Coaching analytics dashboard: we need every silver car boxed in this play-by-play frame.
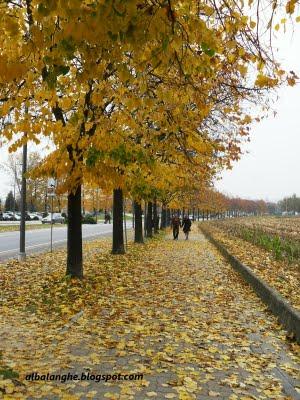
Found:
[42,213,65,224]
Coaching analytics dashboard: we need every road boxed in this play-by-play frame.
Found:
[0,220,43,225]
[0,223,114,262]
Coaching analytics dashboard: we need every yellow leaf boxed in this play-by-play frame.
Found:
[87,391,98,398]
[287,77,296,86]
[4,383,15,394]
[146,392,158,397]
[183,376,197,392]
[286,0,296,14]
[104,393,116,399]
[274,24,280,31]
[209,391,220,397]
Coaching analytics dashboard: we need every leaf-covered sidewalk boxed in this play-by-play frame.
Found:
[0,231,299,399]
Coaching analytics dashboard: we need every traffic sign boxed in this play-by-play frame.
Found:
[47,178,56,188]
[47,178,56,197]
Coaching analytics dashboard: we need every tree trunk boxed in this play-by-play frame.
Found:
[112,188,125,254]
[134,201,144,243]
[146,201,153,238]
[153,199,159,234]
[132,200,135,228]
[66,185,83,278]
[161,204,167,229]
[166,208,171,226]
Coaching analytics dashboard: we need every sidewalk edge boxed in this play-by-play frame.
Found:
[200,227,300,345]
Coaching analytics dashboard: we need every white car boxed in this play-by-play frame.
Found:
[42,213,65,224]
[12,213,21,221]
[2,211,21,221]
[28,213,41,221]
[2,212,16,221]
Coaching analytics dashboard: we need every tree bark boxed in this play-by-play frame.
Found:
[132,200,135,228]
[144,202,147,237]
[146,201,153,238]
[153,199,159,234]
[134,201,144,243]
[112,188,125,254]
[161,203,167,229]
[66,185,83,278]
[166,208,171,227]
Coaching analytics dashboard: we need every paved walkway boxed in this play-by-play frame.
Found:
[1,232,299,399]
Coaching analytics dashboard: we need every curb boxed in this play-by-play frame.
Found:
[201,227,300,344]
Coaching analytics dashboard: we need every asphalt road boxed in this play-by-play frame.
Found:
[0,223,114,262]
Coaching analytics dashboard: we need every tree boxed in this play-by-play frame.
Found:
[278,194,300,214]
[5,191,17,212]
[112,188,125,254]
[133,201,144,244]
[0,0,297,279]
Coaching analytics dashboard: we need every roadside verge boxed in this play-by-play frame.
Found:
[200,226,300,344]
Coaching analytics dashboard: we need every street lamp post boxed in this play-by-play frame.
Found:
[13,162,16,215]
[50,193,54,252]
[96,188,99,224]
[19,143,27,261]
[47,178,56,252]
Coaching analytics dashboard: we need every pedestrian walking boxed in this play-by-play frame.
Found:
[171,214,181,240]
[182,215,192,240]
[107,212,111,224]
[104,210,111,224]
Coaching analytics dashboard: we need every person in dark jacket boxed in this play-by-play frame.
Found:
[182,215,192,240]
[171,214,181,240]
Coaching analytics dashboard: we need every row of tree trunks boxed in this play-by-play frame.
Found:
[66,188,174,278]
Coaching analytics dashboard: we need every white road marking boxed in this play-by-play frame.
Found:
[0,230,112,255]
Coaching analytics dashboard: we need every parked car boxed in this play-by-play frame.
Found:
[42,213,65,224]
[27,213,40,221]
[12,213,21,221]
[2,212,15,221]
[15,212,32,221]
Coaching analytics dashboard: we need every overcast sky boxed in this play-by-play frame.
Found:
[216,26,300,202]
[0,26,299,205]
